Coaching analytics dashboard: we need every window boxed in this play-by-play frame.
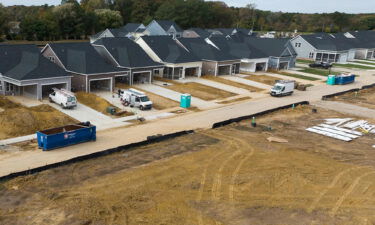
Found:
[6,83,14,92]
[49,56,55,63]
[294,42,301,48]
[154,69,160,75]
[309,52,314,58]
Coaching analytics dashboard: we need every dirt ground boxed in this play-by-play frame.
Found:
[1,105,375,225]
[0,96,78,140]
[202,75,264,92]
[116,83,179,110]
[329,87,375,110]
[75,92,133,117]
[244,75,280,86]
[218,96,252,104]
[165,82,237,101]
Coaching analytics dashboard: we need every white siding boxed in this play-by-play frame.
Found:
[290,36,316,59]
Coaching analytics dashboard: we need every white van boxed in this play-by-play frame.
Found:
[49,88,77,109]
[270,80,295,97]
[120,88,153,110]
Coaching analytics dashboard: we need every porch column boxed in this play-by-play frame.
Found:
[182,67,186,79]
[36,84,42,100]
[0,80,5,96]
[214,62,218,76]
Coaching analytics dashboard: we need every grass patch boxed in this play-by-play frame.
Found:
[75,92,126,117]
[166,82,237,101]
[275,71,320,81]
[333,63,374,70]
[0,96,78,140]
[202,75,264,92]
[299,67,340,76]
[218,96,252,104]
[244,75,279,86]
[353,61,375,66]
[296,59,313,64]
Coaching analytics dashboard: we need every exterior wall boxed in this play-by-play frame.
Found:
[240,58,269,73]
[268,56,296,70]
[202,61,217,75]
[290,36,316,59]
[71,73,87,92]
[338,52,348,63]
[22,85,37,99]
[145,21,168,36]
[41,46,66,69]
[348,49,356,61]
[164,62,203,79]
[183,30,200,38]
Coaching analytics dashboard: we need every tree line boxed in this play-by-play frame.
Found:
[0,0,374,41]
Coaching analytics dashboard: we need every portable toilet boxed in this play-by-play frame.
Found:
[180,94,191,108]
[326,75,336,85]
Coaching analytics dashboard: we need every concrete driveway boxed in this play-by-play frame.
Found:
[221,75,272,89]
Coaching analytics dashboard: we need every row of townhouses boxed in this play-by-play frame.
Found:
[0,19,374,101]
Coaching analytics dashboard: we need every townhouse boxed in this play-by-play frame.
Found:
[136,36,202,80]
[92,37,164,85]
[144,20,183,39]
[0,44,70,100]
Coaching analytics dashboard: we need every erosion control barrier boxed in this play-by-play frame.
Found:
[212,101,310,129]
[0,130,194,182]
[322,83,375,100]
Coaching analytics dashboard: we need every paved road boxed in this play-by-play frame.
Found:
[312,101,375,119]
[1,74,374,177]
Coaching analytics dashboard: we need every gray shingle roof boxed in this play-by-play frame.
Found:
[48,42,127,75]
[0,44,68,81]
[141,36,200,64]
[178,37,239,61]
[154,20,183,33]
[186,28,211,38]
[93,37,163,68]
[209,36,268,59]
[123,23,144,33]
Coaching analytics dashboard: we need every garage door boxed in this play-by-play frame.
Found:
[185,67,199,77]
[133,72,151,84]
[42,83,67,98]
[255,63,267,71]
[89,78,112,92]
[218,65,231,75]
[279,62,289,70]
[115,74,131,86]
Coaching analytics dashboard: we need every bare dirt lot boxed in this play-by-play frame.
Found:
[202,75,264,92]
[329,87,375,110]
[244,74,279,86]
[1,105,375,225]
[0,96,78,140]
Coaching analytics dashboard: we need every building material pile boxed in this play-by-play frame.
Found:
[306,118,375,142]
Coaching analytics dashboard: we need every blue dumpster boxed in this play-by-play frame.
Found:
[335,74,355,85]
[180,94,191,108]
[37,122,96,151]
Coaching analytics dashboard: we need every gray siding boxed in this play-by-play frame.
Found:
[290,36,316,59]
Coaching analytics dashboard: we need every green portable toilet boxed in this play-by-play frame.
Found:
[326,75,336,85]
[180,94,191,108]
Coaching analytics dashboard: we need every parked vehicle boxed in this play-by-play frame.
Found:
[270,80,295,97]
[309,61,332,69]
[120,88,153,110]
[49,88,77,109]
[37,122,96,151]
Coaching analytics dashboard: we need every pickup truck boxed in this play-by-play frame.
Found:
[309,61,332,69]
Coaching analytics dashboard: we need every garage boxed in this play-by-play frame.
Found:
[133,71,152,84]
[89,78,112,92]
[278,62,289,70]
[185,67,199,77]
[218,65,231,75]
[42,83,67,98]
[255,62,267,71]
[115,74,131,86]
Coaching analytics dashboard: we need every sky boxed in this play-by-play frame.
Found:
[1,0,375,14]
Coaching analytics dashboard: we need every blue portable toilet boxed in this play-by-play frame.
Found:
[180,94,191,108]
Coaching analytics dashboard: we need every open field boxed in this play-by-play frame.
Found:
[2,105,375,224]
[334,63,375,70]
[328,86,375,110]
[244,74,279,85]
[75,92,133,117]
[165,82,237,101]
[298,67,341,76]
[117,83,179,110]
[273,71,321,81]
[0,96,78,140]
[202,75,264,92]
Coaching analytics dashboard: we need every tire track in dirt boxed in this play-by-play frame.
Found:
[307,166,362,213]
[330,171,375,217]
[228,137,254,203]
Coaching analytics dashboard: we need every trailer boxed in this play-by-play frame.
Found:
[37,122,96,151]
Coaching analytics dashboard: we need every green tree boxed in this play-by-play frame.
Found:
[0,4,8,38]
[94,9,123,30]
